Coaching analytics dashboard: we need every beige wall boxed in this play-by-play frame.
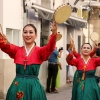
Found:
[0,59,15,99]
[0,59,4,98]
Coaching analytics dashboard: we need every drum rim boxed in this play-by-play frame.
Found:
[90,32,99,41]
[53,4,72,23]
[56,33,62,41]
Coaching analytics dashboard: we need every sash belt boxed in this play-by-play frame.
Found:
[16,74,38,79]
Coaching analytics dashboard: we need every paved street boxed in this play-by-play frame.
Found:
[46,85,72,100]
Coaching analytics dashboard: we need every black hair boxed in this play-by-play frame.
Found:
[81,43,92,49]
[98,43,100,46]
[23,24,37,34]
[58,47,63,52]
[34,41,36,45]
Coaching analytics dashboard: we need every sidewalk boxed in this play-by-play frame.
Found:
[46,85,72,100]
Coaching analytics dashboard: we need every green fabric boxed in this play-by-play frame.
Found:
[72,70,100,100]
[6,64,47,100]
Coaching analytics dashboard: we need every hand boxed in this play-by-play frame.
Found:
[0,32,9,43]
[70,40,75,48]
[0,33,3,40]
[50,21,58,34]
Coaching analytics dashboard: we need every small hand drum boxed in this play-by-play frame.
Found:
[54,3,72,24]
[90,32,99,41]
[0,24,3,34]
[47,32,62,42]
[56,32,62,41]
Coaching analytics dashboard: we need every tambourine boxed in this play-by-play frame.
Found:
[48,32,62,42]
[56,32,62,41]
[90,32,99,41]
[0,24,8,43]
[53,3,72,24]
[70,33,74,41]
[0,24,3,35]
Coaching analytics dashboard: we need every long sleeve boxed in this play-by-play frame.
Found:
[73,51,81,58]
[0,39,19,59]
[90,47,97,57]
[38,33,57,61]
[94,58,100,67]
[66,53,78,66]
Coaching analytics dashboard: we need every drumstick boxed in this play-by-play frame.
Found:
[0,24,7,41]
[70,33,74,41]
[0,24,3,35]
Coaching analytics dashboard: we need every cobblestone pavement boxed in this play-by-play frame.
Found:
[46,85,72,100]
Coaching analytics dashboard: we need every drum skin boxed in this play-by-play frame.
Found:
[90,32,99,41]
[54,4,72,24]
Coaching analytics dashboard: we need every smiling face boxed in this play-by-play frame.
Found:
[81,43,92,56]
[22,25,37,45]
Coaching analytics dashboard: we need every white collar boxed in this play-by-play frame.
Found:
[24,43,35,56]
[81,56,90,64]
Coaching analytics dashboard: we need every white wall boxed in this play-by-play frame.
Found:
[3,0,22,29]
[1,0,23,59]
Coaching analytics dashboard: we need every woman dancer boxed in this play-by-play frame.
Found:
[0,22,57,100]
[66,42,100,100]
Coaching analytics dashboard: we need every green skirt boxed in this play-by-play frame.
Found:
[6,74,47,100]
[72,70,100,100]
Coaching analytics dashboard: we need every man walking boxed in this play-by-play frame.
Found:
[46,47,63,93]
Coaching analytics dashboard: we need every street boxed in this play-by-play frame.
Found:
[46,85,72,100]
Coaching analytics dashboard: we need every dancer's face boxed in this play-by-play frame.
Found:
[22,26,37,45]
[81,44,92,56]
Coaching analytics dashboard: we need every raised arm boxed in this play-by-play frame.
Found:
[38,22,57,61]
[66,53,78,66]
[90,40,98,57]
[0,33,19,58]
[90,47,97,57]
[69,39,80,58]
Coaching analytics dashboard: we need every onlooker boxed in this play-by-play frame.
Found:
[96,43,100,57]
[95,43,100,77]
[46,47,63,93]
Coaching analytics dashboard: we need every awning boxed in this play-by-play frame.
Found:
[37,9,53,20]
[37,9,87,28]
[26,3,87,28]
[66,18,87,28]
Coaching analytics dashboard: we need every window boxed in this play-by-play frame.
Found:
[40,19,49,46]
[6,28,20,45]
